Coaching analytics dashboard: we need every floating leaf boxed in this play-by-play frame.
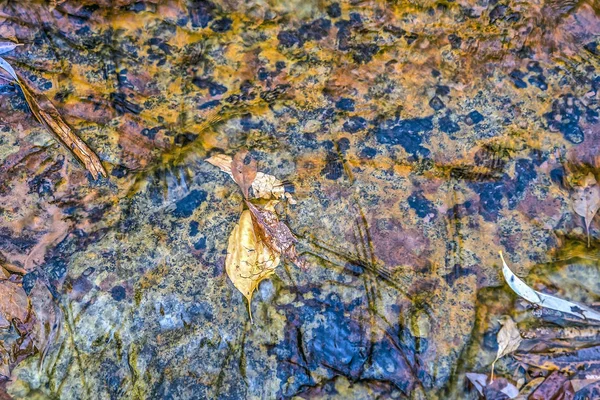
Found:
[205,153,234,175]
[500,252,600,321]
[231,150,257,199]
[211,151,302,322]
[18,79,107,179]
[206,153,292,202]
[491,315,522,382]
[0,280,29,329]
[571,173,600,246]
[225,208,280,322]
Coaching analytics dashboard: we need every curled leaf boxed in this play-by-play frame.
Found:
[491,315,522,382]
[226,209,280,322]
[231,150,257,199]
[500,252,600,321]
[18,79,107,179]
[571,172,600,246]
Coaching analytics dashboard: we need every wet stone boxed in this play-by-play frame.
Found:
[1,0,599,399]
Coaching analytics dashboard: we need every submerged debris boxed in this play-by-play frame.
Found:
[207,150,301,321]
[500,252,600,321]
[0,41,106,179]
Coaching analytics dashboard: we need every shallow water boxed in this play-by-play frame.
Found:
[0,0,600,399]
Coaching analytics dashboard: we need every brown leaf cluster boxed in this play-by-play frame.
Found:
[468,312,600,399]
[207,150,301,321]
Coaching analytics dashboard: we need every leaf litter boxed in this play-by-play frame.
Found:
[0,40,106,179]
[500,252,600,321]
[207,150,301,322]
[467,252,600,399]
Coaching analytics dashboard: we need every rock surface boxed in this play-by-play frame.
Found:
[0,0,599,398]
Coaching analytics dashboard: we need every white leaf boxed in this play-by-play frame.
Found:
[501,382,519,398]
[466,372,487,396]
[0,56,19,82]
[0,41,21,55]
[500,252,600,321]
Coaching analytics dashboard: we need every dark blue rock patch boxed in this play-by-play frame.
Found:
[407,191,437,218]
[374,116,433,158]
[172,190,207,218]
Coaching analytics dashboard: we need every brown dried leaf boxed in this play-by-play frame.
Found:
[225,209,280,322]
[515,377,545,399]
[18,79,107,180]
[206,154,294,202]
[231,150,257,199]
[572,173,600,246]
[0,280,29,329]
[514,345,600,373]
[491,315,522,382]
[245,200,300,264]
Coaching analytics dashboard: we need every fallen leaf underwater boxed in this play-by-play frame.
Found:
[2,0,600,399]
[208,151,301,322]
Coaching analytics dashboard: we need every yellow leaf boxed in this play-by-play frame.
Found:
[225,209,280,322]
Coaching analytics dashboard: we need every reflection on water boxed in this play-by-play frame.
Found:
[0,0,600,398]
